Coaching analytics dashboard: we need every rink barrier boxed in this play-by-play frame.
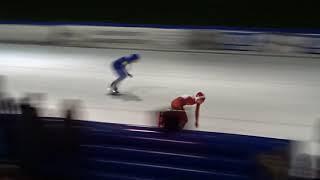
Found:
[0,23,320,56]
[0,114,290,179]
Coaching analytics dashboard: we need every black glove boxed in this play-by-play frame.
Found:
[127,73,133,78]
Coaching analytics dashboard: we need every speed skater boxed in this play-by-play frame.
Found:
[110,54,140,94]
[159,92,206,130]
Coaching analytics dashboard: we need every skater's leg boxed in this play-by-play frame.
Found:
[111,77,125,91]
[110,68,127,91]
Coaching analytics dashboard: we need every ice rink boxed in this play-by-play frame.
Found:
[1,43,320,140]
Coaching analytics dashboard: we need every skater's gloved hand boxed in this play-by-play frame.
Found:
[127,73,133,78]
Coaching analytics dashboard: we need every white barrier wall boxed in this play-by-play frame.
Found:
[0,24,319,56]
[48,25,192,50]
[0,25,50,43]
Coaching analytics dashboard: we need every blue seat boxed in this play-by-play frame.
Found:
[80,144,253,175]
[82,158,251,180]
[80,132,287,159]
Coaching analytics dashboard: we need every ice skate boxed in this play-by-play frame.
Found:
[108,87,120,95]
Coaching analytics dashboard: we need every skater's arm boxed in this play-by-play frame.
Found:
[195,103,200,128]
[120,66,132,77]
[121,63,133,77]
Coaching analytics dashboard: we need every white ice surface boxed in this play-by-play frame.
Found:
[1,43,320,140]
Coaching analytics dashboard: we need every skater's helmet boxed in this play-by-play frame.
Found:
[127,54,140,63]
[195,92,205,104]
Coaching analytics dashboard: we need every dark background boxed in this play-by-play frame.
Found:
[0,2,318,29]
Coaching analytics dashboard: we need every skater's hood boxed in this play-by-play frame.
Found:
[126,54,140,62]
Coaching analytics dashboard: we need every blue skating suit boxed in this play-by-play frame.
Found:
[113,54,138,78]
[110,54,140,92]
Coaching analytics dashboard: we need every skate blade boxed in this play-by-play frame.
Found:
[106,92,120,96]
[107,89,120,95]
